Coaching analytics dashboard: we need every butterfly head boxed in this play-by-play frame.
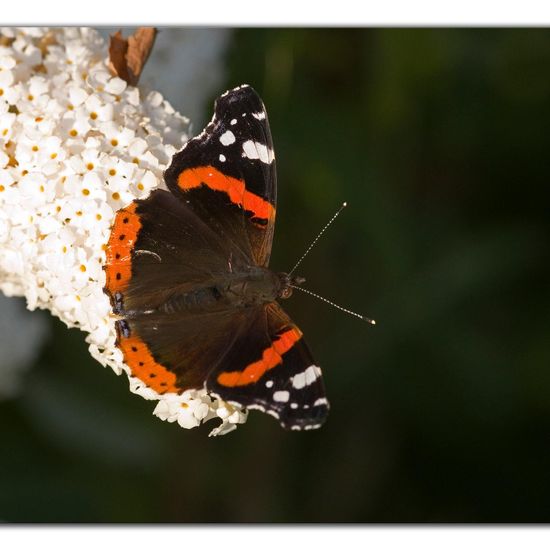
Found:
[277,272,305,300]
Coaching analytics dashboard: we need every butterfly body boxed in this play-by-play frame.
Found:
[104,85,329,431]
[121,260,292,315]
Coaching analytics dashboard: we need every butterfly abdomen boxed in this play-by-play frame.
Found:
[156,286,224,314]
[146,267,282,316]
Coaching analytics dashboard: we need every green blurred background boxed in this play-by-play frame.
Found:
[2,28,550,522]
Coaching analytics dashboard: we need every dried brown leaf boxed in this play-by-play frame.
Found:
[108,30,130,83]
[108,28,157,87]
[126,28,157,86]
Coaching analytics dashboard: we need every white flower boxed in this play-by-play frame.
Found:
[0,112,17,140]
[99,122,136,151]
[153,390,248,435]
[0,27,246,436]
[0,69,19,105]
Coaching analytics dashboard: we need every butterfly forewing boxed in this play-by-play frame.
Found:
[164,85,277,267]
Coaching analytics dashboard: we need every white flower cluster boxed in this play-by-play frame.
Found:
[0,27,247,436]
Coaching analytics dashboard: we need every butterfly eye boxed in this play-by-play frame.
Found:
[280,287,293,300]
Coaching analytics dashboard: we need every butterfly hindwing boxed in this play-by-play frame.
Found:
[208,303,330,430]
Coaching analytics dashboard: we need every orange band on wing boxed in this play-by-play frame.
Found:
[217,327,302,387]
[119,334,178,394]
[104,203,141,294]
[177,165,274,223]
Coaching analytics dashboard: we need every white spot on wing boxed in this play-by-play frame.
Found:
[230,118,237,125]
[219,130,236,146]
[252,111,266,120]
[313,397,328,407]
[219,154,226,162]
[265,380,274,388]
[273,390,289,403]
[292,365,322,389]
[242,140,274,164]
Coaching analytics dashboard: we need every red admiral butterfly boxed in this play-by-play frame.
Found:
[104,84,329,430]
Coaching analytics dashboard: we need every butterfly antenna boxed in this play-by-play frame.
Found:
[290,285,376,325]
[288,201,348,276]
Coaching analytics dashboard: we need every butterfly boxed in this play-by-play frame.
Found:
[104,84,329,430]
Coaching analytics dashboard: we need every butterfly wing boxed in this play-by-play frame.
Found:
[207,302,330,430]
[164,84,277,267]
[104,188,254,393]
